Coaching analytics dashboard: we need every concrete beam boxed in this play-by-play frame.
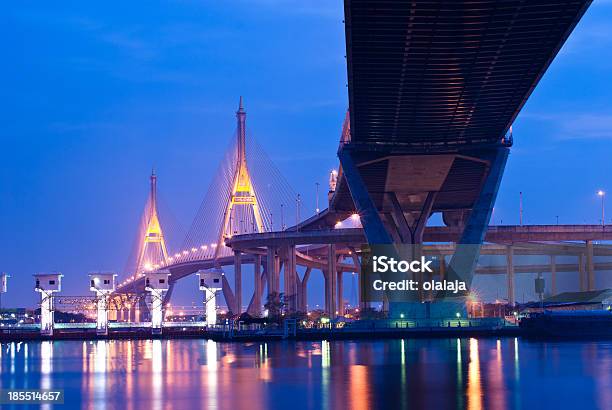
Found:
[226,226,612,250]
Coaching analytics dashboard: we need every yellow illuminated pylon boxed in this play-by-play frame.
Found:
[136,170,169,272]
[215,97,265,259]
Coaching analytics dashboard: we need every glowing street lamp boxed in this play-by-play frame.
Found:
[598,190,605,226]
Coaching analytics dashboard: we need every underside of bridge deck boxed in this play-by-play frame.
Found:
[337,0,591,316]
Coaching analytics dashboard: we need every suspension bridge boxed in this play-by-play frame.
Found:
[104,0,600,324]
[111,97,305,320]
[7,1,606,333]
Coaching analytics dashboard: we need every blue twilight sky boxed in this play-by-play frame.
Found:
[1,1,612,308]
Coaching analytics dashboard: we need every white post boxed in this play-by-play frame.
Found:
[34,273,62,337]
[96,297,108,334]
[0,273,8,315]
[198,270,222,327]
[150,288,164,333]
[204,287,217,326]
[89,273,116,336]
[145,270,171,335]
[40,291,54,336]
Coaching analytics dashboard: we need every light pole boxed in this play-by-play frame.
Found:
[598,190,605,226]
[280,204,285,231]
[296,194,301,232]
[315,182,320,215]
[519,191,523,226]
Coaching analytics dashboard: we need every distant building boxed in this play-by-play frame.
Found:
[525,290,612,312]
[0,308,35,326]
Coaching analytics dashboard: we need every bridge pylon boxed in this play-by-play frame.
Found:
[136,170,169,274]
[215,97,266,260]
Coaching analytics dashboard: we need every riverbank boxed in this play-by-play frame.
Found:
[0,319,520,342]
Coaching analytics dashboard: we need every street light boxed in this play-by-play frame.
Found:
[315,182,320,214]
[598,190,605,226]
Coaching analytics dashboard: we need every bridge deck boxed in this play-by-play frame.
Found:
[345,0,591,148]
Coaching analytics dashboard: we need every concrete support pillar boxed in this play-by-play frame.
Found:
[253,255,262,316]
[550,255,557,296]
[337,271,343,316]
[348,249,364,310]
[267,247,279,297]
[119,297,126,322]
[39,293,55,336]
[324,269,330,314]
[301,268,311,312]
[284,245,298,313]
[148,289,164,334]
[382,293,389,313]
[128,305,135,322]
[417,263,425,302]
[506,245,515,307]
[234,251,242,314]
[203,287,217,326]
[427,262,434,301]
[327,244,337,319]
[274,257,281,296]
[95,295,109,336]
[137,297,148,323]
[586,240,595,291]
[579,253,586,292]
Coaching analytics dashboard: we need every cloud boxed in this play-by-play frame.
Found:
[47,121,124,135]
[559,114,612,140]
[257,98,345,113]
[237,0,343,18]
[559,0,612,58]
[520,112,612,140]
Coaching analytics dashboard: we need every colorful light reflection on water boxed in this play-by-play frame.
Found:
[0,338,611,409]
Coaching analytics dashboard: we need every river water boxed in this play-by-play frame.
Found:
[0,338,610,409]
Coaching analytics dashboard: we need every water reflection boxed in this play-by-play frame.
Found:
[349,364,370,410]
[0,338,610,409]
[321,341,330,410]
[40,341,53,410]
[152,340,163,410]
[486,340,506,410]
[467,338,482,410]
[456,338,463,410]
[206,340,218,409]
